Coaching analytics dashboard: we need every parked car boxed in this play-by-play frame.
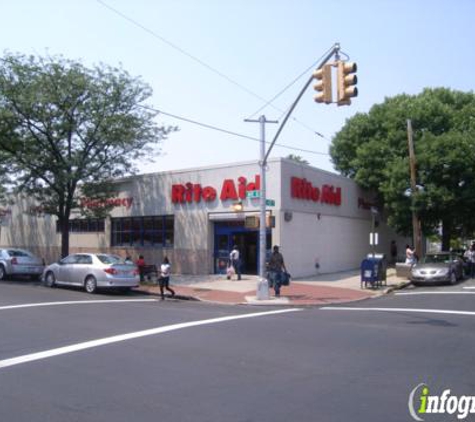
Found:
[410,252,464,285]
[0,248,45,280]
[43,253,140,293]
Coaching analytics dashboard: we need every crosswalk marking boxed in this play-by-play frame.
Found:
[0,308,302,370]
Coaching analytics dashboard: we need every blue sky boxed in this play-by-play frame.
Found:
[1,0,474,174]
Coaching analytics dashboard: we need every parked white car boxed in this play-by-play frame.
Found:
[43,253,139,293]
[0,248,44,280]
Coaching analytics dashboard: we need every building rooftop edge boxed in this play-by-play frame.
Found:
[116,157,349,185]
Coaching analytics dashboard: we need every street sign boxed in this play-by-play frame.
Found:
[246,190,260,199]
[369,232,379,245]
[265,199,275,206]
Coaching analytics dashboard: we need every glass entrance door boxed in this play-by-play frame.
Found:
[213,221,270,275]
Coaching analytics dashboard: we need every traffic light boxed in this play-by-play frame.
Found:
[313,64,332,104]
[336,61,358,106]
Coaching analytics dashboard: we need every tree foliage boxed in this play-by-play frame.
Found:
[0,52,178,257]
[330,88,475,249]
[286,154,309,165]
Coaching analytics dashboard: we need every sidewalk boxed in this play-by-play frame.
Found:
[134,268,410,306]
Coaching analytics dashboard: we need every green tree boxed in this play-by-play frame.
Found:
[286,154,309,165]
[0,53,177,257]
[330,88,475,250]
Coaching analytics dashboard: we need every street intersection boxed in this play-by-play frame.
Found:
[0,277,473,422]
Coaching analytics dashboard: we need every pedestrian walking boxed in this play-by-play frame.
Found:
[136,255,146,282]
[267,245,287,297]
[390,240,398,266]
[464,244,475,279]
[229,245,242,280]
[159,257,175,300]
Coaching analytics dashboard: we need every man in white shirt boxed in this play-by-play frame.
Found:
[464,244,475,279]
[229,245,242,280]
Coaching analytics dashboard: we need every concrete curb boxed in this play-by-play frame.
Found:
[385,280,412,294]
[133,289,200,302]
[133,274,413,307]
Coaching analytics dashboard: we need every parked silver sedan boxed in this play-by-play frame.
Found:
[410,252,464,285]
[43,253,139,293]
[0,248,44,280]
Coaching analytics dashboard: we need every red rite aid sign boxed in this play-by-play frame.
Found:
[172,175,260,204]
[291,177,341,206]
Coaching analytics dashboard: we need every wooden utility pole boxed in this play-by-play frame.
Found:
[407,119,422,258]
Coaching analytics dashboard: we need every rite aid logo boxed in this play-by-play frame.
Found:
[408,383,475,420]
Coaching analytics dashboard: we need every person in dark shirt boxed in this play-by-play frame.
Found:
[268,245,287,297]
[136,255,146,282]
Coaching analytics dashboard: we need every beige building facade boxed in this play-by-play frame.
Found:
[0,158,406,277]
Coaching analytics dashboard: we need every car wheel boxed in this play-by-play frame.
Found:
[84,276,97,294]
[44,271,56,288]
[0,265,6,280]
[450,271,457,285]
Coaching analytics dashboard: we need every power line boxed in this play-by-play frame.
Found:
[96,0,329,139]
[96,0,272,106]
[2,50,328,157]
[247,45,335,120]
[140,104,329,156]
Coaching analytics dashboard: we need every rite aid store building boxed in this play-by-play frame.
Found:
[0,158,404,278]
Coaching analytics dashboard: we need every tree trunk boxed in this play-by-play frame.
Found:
[60,218,70,258]
[441,218,451,251]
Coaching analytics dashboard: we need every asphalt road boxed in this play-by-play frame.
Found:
[0,278,474,422]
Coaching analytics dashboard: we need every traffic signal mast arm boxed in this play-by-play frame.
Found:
[263,45,358,165]
[263,43,341,165]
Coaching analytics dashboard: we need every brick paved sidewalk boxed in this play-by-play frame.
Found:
[134,269,409,306]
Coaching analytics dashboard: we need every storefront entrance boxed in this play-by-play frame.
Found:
[214,221,271,275]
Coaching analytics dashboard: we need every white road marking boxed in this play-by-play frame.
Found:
[0,299,157,311]
[396,291,475,295]
[322,306,475,317]
[0,308,302,369]
[463,286,475,290]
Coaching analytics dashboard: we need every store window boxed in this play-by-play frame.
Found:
[111,215,174,247]
[56,218,105,233]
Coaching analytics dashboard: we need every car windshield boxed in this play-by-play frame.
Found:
[7,249,31,257]
[424,254,452,264]
[97,254,125,265]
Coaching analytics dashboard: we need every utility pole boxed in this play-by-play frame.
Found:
[245,42,343,300]
[244,115,278,300]
[407,119,422,258]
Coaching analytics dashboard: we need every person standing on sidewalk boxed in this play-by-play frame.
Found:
[405,245,415,265]
[159,257,175,300]
[390,240,398,267]
[268,245,287,297]
[229,245,242,280]
[136,255,146,282]
[463,244,475,279]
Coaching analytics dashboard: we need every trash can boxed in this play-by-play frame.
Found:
[361,254,387,288]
